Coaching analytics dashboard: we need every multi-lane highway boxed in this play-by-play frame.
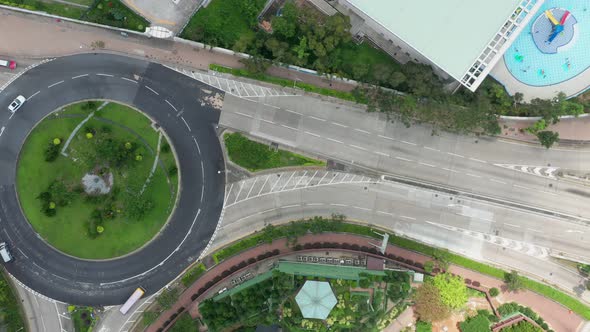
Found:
[0,54,225,305]
[220,93,590,224]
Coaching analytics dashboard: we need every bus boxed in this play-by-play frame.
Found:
[120,287,145,315]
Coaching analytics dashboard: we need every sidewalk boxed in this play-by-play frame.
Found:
[146,233,584,332]
[500,115,590,143]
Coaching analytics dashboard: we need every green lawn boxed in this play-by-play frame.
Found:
[180,0,267,49]
[71,306,95,332]
[0,273,25,331]
[17,102,177,259]
[224,132,325,172]
[335,42,402,79]
[181,263,206,287]
[0,0,85,18]
[83,0,148,32]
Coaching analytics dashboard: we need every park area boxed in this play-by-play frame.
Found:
[17,101,178,259]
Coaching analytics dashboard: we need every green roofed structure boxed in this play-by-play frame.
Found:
[333,0,544,91]
[295,281,338,320]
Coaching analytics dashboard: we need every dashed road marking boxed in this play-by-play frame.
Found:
[330,203,348,207]
[281,124,299,131]
[305,131,320,137]
[96,73,114,77]
[72,74,88,79]
[145,85,159,95]
[419,162,436,168]
[48,80,64,88]
[354,128,371,134]
[165,99,178,112]
[332,122,348,128]
[181,117,191,132]
[378,135,395,141]
[489,178,507,184]
[442,168,459,173]
[466,173,481,178]
[261,119,276,125]
[424,146,439,152]
[375,151,389,157]
[349,144,367,151]
[309,116,326,122]
[284,109,302,116]
[401,140,417,146]
[504,223,521,228]
[28,91,40,100]
[400,215,416,220]
[447,152,464,158]
[326,137,343,144]
[514,184,532,190]
[469,157,487,164]
[235,111,253,118]
[121,77,138,83]
[395,156,412,162]
[377,211,394,216]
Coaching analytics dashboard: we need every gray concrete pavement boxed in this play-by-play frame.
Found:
[213,171,590,303]
[121,0,204,34]
[219,93,590,224]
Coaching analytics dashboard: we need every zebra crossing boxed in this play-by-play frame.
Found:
[165,65,298,97]
[224,170,377,208]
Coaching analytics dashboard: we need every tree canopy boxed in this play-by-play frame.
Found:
[414,283,451,322]
[432,273,468,309]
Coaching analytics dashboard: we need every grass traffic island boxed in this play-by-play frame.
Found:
[17,101,178,259]
[224,132,325,172]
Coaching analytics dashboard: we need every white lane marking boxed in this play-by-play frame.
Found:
[379,135,395,141]
[565,230,584,234]
[349,144,367,151]
[261,119,275,125]
[353,206,371,211]
[424,146,439,151]
[466,173,481,178]
[96,73,114,77]
[469,157,487,164]
[48,80,64,88]
[326,137,343,144]
[307,203,324,206]
[192,137,201,154]
[330,203,348,207]
[514,184,532,190]
[540,190,558,196]
[442,167,459,173]
[305,131,321,137]
[282,204,301,209]
[354,128,371,134]
[447,152,465,158]
[27,91,40,100]
[72,74,88,79]
[377,211,394,216]
[165,99,178,113]
[504,223,521,228]
[375,151,389,157]
[284,109,302,115]
[526,228,543,233]
[281,124,299,131]
[395,157,412,162]
[181,117,191,131]
[259,208,276,214]
[489,178,507,184]
[309,116,326,122]
[400,215,416,220]
[235,111,253,118]
[17,248,28,259]
[145,85,159,95]
[121,77,138,83]
[264,104,280,109]
[401,140,417,146]
[8,113,14,120]
[332,122,348,128]
[419,162,436,168]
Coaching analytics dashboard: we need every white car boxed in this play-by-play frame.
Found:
[8,95,26,113]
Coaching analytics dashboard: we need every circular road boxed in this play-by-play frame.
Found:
[0,54,225,305]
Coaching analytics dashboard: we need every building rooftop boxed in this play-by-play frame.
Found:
[345,0,531,84]
[295,281,338,320]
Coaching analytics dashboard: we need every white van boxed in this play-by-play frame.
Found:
[0,242,13,263]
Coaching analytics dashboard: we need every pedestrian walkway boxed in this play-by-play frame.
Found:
[144,233,584,332]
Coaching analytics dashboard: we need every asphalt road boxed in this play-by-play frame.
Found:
[220,94,590,224]
[0,54,225,305]
[215,170,590,302]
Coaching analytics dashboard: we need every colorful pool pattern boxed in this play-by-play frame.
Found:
[504,0,590,86]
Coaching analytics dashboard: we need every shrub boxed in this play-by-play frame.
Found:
[472,281,480,287]
[142,311,159,326]
[168,166,178,176]
[44,141,60,161]
[489,287,499,297]
[424,260,434,273]
[86,132,94,139]
[161,142,170,153]
[96,226,104,234]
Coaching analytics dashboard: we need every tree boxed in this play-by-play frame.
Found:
[513,92,524,107]
[240,56,271,76]
[272,3,297,39]
[432,249,451,271]
[424,261,434,273]
[414,283,451,322]
[459,311,492,332]
[156,288,179,309]
[489,287,499,297]
[416,321,432,332]
[388,71,406,88]
[169,313,198,332]
[536,131,559,149]
[432,273,468,309]
[502,321,542,332]
[504,270,524,292]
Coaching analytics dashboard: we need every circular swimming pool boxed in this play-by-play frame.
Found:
[503,0,590,86]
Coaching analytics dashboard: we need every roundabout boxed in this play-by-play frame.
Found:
[0,53,225,305]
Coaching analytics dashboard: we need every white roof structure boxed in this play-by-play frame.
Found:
[295,281,337,320]
[344,0,544,91]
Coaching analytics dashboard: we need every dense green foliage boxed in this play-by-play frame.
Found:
[489,287,500,297]
[0,0,85,18]
[181,0,266,47]
[536,131,559,148]
[505,270,524,292]
[416,321,432,332]
[83,0,148,31]
[156,288,179,310]
[0,275,25,331]
[497,302,554,332]
[168,313,199,332]
[71,306,96,332]
[501,321,542,332]
[460,310,492,332]
[224,132,324,171]
[432,273,468,309]
[17,102,177,258]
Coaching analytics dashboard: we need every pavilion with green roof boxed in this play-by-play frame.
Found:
[295,281,338,320]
